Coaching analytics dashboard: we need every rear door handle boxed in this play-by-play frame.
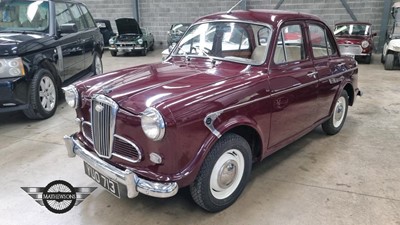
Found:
[307,71,318,79]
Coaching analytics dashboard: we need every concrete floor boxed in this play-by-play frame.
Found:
[1,50,399,225]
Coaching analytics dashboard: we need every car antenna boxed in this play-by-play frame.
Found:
[227,0,243,14]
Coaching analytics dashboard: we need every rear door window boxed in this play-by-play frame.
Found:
[274,24,306,64]
[308,24,337,58]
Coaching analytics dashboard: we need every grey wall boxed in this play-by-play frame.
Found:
[81,0,387,49]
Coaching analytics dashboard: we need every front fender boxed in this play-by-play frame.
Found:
[176,114,265,187]
[387,39,400,53]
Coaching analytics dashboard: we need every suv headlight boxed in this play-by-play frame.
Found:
[141,107,165,141]
[137,39,143,45]
[62,85,79,109]
[0,57,25,78]
[361,41,369,48]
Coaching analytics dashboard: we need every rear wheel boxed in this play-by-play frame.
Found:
[92,52,103,75]
[384,54,395,70]
[23,69,58,119]
[322,90,349,135]
[190,133,252,212]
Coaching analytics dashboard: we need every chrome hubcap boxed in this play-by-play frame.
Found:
[210,149,244,200]
[333,96,346,128]
[39,76,56,112]
[218,160,238,189]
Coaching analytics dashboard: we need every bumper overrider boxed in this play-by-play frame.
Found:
[63,134,178,198]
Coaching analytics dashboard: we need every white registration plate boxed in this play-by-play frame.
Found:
[84,162,120,198]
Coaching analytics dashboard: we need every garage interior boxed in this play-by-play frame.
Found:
[1,0,400,224]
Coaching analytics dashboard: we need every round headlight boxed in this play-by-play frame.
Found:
[109,38,115,45]
[62,85,79,109]
[138,39,143,45]
[141,107,165,141]
[361,41,369,48]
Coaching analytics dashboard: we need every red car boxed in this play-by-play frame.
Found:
[63,10,362,212]
[334,22,377,64]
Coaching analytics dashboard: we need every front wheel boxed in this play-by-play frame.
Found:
[141,43,148,56]
[384,54,395,70]
[110,51,117,57]
[23,69,58,119]
[190,133,252,212]
[322,90,349,135]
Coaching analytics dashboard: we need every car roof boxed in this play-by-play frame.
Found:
[335,21,372,26]
[195,9,322,27]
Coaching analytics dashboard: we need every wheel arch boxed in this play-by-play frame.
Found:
[39,59,60,87]
[343,83,354,106]
[179,117,265,187]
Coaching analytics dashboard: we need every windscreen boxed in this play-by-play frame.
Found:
[334,24,370,36]
[172,21,272,65]
[0,0,49,32]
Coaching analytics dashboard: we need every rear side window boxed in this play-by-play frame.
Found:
[79,5,96,28]
[308,24,336,58]
[274,24,306,64]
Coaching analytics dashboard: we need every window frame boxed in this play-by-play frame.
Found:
[272,22,309,65]
[307,22,338,59]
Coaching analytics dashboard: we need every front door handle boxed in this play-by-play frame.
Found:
[307,71,318,79]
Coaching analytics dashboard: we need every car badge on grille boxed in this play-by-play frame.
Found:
[95,104,104,112]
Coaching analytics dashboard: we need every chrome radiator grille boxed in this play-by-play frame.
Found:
[91,95,119,158]
[81,122,142,163]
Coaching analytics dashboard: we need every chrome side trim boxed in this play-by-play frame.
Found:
[63,135,178,199]
[204,112,222,138]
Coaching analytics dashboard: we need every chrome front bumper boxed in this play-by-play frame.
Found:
[63,134,178,198]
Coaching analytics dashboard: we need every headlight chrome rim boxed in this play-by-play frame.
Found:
[361,40,369,48]
[62,85,79,109]
[141,107,165,141]
[138,39,143,45]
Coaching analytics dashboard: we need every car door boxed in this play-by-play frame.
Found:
[55,2,84,81]
[268,22,319,148]
[307,22,346,121]
[77,4,98,70]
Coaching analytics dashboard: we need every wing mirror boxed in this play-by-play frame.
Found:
[60,23,78,34]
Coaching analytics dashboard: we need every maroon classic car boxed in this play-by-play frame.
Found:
[334,22,377,64]
[63,10,361,212]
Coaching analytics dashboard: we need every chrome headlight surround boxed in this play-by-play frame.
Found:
[141,107,165,141]
[137,38,143,45]
[0,57,25,78]
[361,40,369,48]
[62,85,79,109]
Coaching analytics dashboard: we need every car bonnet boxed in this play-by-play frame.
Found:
[115,18,142,35]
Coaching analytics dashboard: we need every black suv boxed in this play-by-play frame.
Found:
[0,0,103,119]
